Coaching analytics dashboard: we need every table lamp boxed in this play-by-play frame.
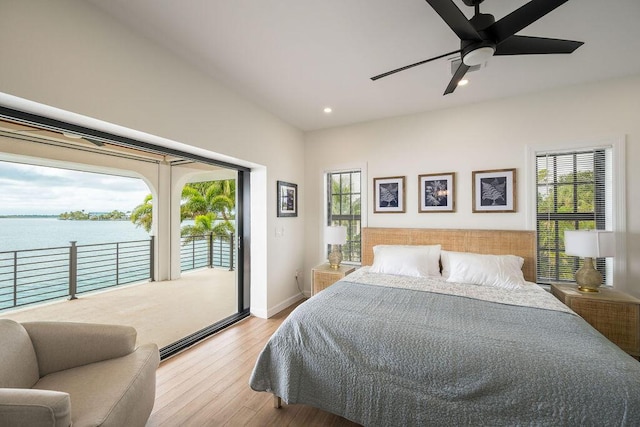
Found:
[564,230,615,292]
[325,226,347,269]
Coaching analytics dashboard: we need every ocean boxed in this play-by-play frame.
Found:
[0,218,231,311]
[0,218,150,252]
[0,218,152,311]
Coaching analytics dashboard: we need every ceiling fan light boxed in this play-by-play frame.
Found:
[463,46,495,66]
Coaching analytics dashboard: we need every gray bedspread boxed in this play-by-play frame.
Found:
[249,278,640,426]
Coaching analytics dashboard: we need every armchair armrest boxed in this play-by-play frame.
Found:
[23,322,137,377]
[0,388,71,427]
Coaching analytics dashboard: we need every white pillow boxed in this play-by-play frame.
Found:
[370,245,441,278]
[441,250,526,290]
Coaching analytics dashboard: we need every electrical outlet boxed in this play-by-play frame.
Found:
[295,270,300,279]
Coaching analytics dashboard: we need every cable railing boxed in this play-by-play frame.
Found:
[74,240,152,298]
[0,246,70,309]
[0,233,235,312]
[0,239,153,311]
[180,233,235,272]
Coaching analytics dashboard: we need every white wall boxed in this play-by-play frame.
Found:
[0,0,306,317]
[2,1,638,310]
[304,74,640,298]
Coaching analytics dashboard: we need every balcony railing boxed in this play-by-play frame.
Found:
[180,233,235,272]
[0,233,235,312]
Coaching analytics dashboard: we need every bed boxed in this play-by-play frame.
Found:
[250,228,640,426]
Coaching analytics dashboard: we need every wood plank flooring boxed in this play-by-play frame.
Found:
[147,301,361,426]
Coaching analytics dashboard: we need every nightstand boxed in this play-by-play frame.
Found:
[312,264,356,295]
[551,283,640,358]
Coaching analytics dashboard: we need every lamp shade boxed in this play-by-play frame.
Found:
[564,230,616,258]
[324,226,347,245]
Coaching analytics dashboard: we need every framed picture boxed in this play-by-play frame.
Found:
[472,168,516,213]
[277,180,298,217]
[418,172,455,212]
[373,176,405,213]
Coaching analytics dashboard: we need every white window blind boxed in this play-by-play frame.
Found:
[536,148,613,284]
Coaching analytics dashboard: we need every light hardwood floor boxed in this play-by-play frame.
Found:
[147,301,361,426]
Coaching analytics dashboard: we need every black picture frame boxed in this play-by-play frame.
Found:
[277,180,298,217]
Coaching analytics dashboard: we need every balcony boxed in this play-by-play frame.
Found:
[0,235,237,351]
[0,268,236,349]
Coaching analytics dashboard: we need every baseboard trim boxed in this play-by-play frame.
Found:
[268,293,306,318]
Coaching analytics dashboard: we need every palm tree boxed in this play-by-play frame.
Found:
[130,194,153,233]
[180,212,235,244]
[180,180,236,243]
[130,180,236,239]
[181,180,235,218]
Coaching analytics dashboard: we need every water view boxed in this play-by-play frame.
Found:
[0,160,236,312]
[0,217,150,252]
[0,217,233,312]
[0,218,152,311]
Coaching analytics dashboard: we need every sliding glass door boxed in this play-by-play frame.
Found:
[0,106,250,359]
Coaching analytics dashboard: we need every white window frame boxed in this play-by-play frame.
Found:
[526,136,626,286]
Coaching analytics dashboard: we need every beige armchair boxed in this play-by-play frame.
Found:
[0,319,160,427]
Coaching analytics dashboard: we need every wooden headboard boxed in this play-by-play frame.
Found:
[361,228,537,283]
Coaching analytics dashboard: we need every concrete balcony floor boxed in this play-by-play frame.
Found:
[0,268,237,349]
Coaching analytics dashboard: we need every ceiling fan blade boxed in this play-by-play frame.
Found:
[495,35,583,55]
[371,49,461,81]
[443,61,470,95]
[424,0,481,41]
[488,0,569,43]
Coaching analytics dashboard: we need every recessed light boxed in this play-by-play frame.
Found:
[457,79,469,86]
[323,107,332,114]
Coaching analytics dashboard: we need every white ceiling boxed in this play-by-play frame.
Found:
[88,0,640,131]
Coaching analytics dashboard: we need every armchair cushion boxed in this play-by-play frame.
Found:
[35,343,159,427]
[0,388,71,427]
[0,319,39,388]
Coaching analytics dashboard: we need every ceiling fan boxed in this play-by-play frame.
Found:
[371,0,583,95]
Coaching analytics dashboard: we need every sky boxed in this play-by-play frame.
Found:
[0,161,151,215]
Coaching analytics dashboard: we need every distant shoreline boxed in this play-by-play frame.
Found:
[0,215,130,221]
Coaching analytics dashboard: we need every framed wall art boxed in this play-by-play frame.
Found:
[277,180,298,217]
[418,172,455,212]
[472,168,516,213]
[373,176,405,213]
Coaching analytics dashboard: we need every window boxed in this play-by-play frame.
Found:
[536,148,612,284]
[327,170,361,263]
